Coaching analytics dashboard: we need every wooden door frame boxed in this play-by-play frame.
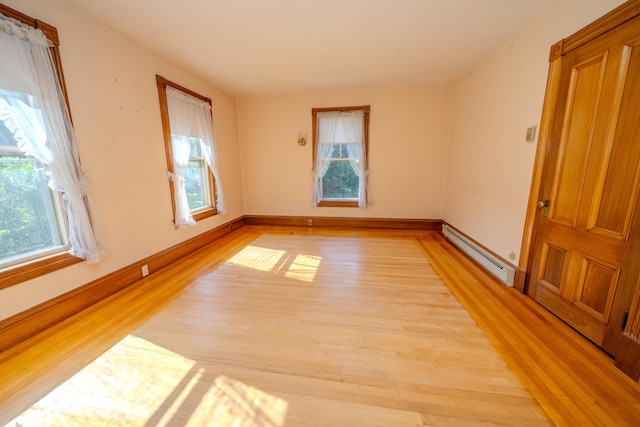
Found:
[518,0,640,380]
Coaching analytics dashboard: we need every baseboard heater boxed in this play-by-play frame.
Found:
[442,224,515,287]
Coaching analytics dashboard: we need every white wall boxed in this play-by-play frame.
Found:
[0,0,244,320]
[237,86,451,219]
[444,0,626,265]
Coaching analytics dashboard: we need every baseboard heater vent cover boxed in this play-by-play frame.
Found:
[442,224,515,287]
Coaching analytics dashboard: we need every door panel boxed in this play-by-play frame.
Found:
[528,16,640,354]
[549,53,605,227]
[539,243,568,293]
[591,39,640,240]
[573,256,619,322]
[550,55,606,226]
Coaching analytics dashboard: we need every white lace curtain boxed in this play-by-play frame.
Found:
[0,14,104,263]
[313,110,368,207]
[166,86,224,228]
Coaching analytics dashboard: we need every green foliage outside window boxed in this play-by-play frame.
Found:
[0,156,58,260]
[186,160,207,210]
[184,138,208,211]
[322,160,359,199]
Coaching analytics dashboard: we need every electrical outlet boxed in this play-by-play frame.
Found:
[307,219,313,226]
[141,264,149,277]
[229,224,233,231]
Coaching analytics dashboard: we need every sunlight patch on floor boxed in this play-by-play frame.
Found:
[228,245,286,271]
[283,254,321,283]
[9,335,287,427]
[227,245,322,283]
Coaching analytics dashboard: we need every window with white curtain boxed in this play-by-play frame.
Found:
[0,5,104,281]
[156,76,224,228]
[0,93,67,267]
[312,106,370,208]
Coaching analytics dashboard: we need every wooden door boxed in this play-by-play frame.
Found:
[527,12,640,356]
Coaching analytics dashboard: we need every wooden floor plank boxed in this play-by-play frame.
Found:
[417,231,640,427]
[1,226,638,425]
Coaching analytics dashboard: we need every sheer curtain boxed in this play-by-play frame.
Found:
[313,113,338,205]
[166,86,224,228]
[313,110,368,207]
[0,14,104,263]
[167,133,194,228]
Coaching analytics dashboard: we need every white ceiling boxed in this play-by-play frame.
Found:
[64,0,554,96]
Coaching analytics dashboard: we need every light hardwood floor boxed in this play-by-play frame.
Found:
[1,226,639,426]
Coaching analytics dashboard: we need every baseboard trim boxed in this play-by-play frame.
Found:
[244,215,443,230]
[0,217,246,353]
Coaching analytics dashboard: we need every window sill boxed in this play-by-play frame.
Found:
[318,201,359,208]
[0,252,82,290]
[192,207,218,222]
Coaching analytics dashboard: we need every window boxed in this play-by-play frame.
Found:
[156,76,224,228]
[0,95,67,267]
[312,106,370,207]
[0,4,102,288]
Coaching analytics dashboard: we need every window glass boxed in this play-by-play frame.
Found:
[185,137,210,211]
[321,150,359,199]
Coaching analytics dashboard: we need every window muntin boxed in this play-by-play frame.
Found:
[312,106,370,207]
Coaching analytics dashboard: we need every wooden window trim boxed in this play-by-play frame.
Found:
[312,105,370,208]
[156,75,218,223]
[0,3,81,290]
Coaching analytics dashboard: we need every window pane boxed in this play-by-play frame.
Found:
[189,138,202,158]
[330,144,340,159]
[186,159,209,210]
[330,143,352,159]
[0,156,64,261]
[322,161,359,199]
